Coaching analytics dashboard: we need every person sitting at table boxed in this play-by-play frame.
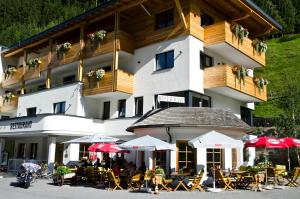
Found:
[112,165,121,176]
[127,162,136,177]
[138,161,146,174]
[94,158,101,168]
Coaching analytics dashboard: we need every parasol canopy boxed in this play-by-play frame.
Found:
[88,143,129,153]
[119,135,174,151]
[279,137,300,148]
[244,136,287,148]
[63,134,119,144]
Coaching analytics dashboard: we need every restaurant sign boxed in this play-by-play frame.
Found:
[157,95,185,104]
[10,121,33,130]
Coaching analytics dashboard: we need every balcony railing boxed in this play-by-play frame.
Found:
[50,42,81,67]
[1,67,24,88]
[0,96,18,113]
[204,64,267,102]
[204,21,265,66]
[24,55,48,81]
[83,69,133,96]
[85,31,134,58]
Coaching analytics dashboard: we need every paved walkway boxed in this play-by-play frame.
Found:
[0,175,299,199]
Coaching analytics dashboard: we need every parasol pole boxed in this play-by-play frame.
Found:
[213,148,216,189]
[288,148,291,171]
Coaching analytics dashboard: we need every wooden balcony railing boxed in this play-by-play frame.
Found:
[85,31,134,58]
[50,42,81,68]
[24,55,48,81]
[204,21,265,66]
[0,96,18,113]
[83,69,133,96]
[1,67,24,88]
[204,64,267,101]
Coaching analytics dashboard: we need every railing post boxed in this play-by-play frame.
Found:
[112,11,120,92]
[78,24,85,82]
[46,39,53,89]
[20,49,27,95]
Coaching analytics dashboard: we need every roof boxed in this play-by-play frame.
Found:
[127,107,251,132]
[4,0,282,54]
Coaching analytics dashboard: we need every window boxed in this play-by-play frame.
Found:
[30,143,38,159]
[241,106,253,126]
[53,102,66,114]
[17,143,26,159]
[200,13,214,27]
[27,107,37,117]
[232,149,237,170]
[200,52,213,69]
[1,115,10,120]
[156,50,174,71]
[154,151,167,171]
[155,9,174,29]
[103,101,110,120]
[177,141,196,172]
[63,75,76,85]
[118,99,126,118]
[135,97,143,116]
[206,148,224,172]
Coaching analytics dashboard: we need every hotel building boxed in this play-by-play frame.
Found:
[0,0,281,173]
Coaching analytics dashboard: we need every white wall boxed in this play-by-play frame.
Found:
[17,82,82,116]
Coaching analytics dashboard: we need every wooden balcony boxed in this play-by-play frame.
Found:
[0,96,18,113]
[83,69,133,96]
[204,21,265,67]
[204,64,267,102]
[85,31,134,58]
[50,42,81,68]
[24,55,48,81]
[1,67,24,88]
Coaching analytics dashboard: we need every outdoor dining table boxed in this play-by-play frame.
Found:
[171,172,190,191]
[229,170,252,189]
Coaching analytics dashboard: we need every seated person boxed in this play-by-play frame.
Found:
[138,161,146,174]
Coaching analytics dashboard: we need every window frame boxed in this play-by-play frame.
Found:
[17,143,26,159]
[103,101,110,120]
[155,50,175,71]
[176,140,196,172]
[200,51,214,69]
[53,101,66,114]
[134,97,144,116]
[27,107,37,117]
[118,99,126,118]
[30,143,38,159]
[155,9,174,30]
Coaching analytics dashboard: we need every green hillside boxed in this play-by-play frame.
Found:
[254,35,300,117]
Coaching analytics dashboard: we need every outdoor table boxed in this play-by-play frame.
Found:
[229,170,252,189]
[171,172,190,191]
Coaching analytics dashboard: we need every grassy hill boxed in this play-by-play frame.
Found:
[254,34,300,117]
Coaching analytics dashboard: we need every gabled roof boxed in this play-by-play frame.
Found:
[127,107,251,132]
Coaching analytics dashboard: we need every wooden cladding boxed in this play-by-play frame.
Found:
[0,97,18,113]
[50,43,81,68]
[204,21,266,66]
[82,69,133,96]
[1,68,24,88]
[86,31,134,57]
[204,64,267,101]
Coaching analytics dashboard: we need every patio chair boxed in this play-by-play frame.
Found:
[266,167,277,184]
[188,169,205,192]
[284,167,300,187]
[108,170,123,191]
[215,169,235,190]
[159,178,173,191]
[128,173,142,191]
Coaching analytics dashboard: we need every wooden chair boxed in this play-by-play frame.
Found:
[188,169,205,192]
[266,167,277,184]
[108,170,123,191]
[284,167,300,187]
[215,169,235,190]
[159,178,173,191]
[128,173,142,191]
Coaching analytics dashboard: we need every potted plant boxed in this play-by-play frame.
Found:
[56,42,72,59]
[87,30,107,49]
[253,77,269,92]
[53,166,71,186]
[27,58,42,70]
[231,23,249,44]
[252,39,268,54]
[2,92,15,104]
[153,167,165,185]
[232,65,247,85]
[4,66,17,79]
[95,68,105,87]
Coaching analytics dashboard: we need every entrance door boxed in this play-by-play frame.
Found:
[55,144,64,164]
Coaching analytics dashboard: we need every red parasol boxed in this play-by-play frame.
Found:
[279,137,300,148]
[244,136,287,148]
[88,143,129,153]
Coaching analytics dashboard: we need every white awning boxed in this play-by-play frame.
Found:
[188,130,243,149]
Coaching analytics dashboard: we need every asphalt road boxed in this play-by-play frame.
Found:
[0,175,300,199]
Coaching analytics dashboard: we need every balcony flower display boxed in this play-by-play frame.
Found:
[254,77,269,91]
[27,58,42,70]
[56,42,72,59]
[252,39,268,54]
[2,92,15,104]
[232,65,247,85]
[95,68,105,80]
[87,30,107,49]
[86,68,105,88]
[4,66,17,79]
[230,23,249,44]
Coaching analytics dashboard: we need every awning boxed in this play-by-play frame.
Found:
[188,130,243,149]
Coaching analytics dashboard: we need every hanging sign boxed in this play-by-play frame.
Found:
[157,95,185,104]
